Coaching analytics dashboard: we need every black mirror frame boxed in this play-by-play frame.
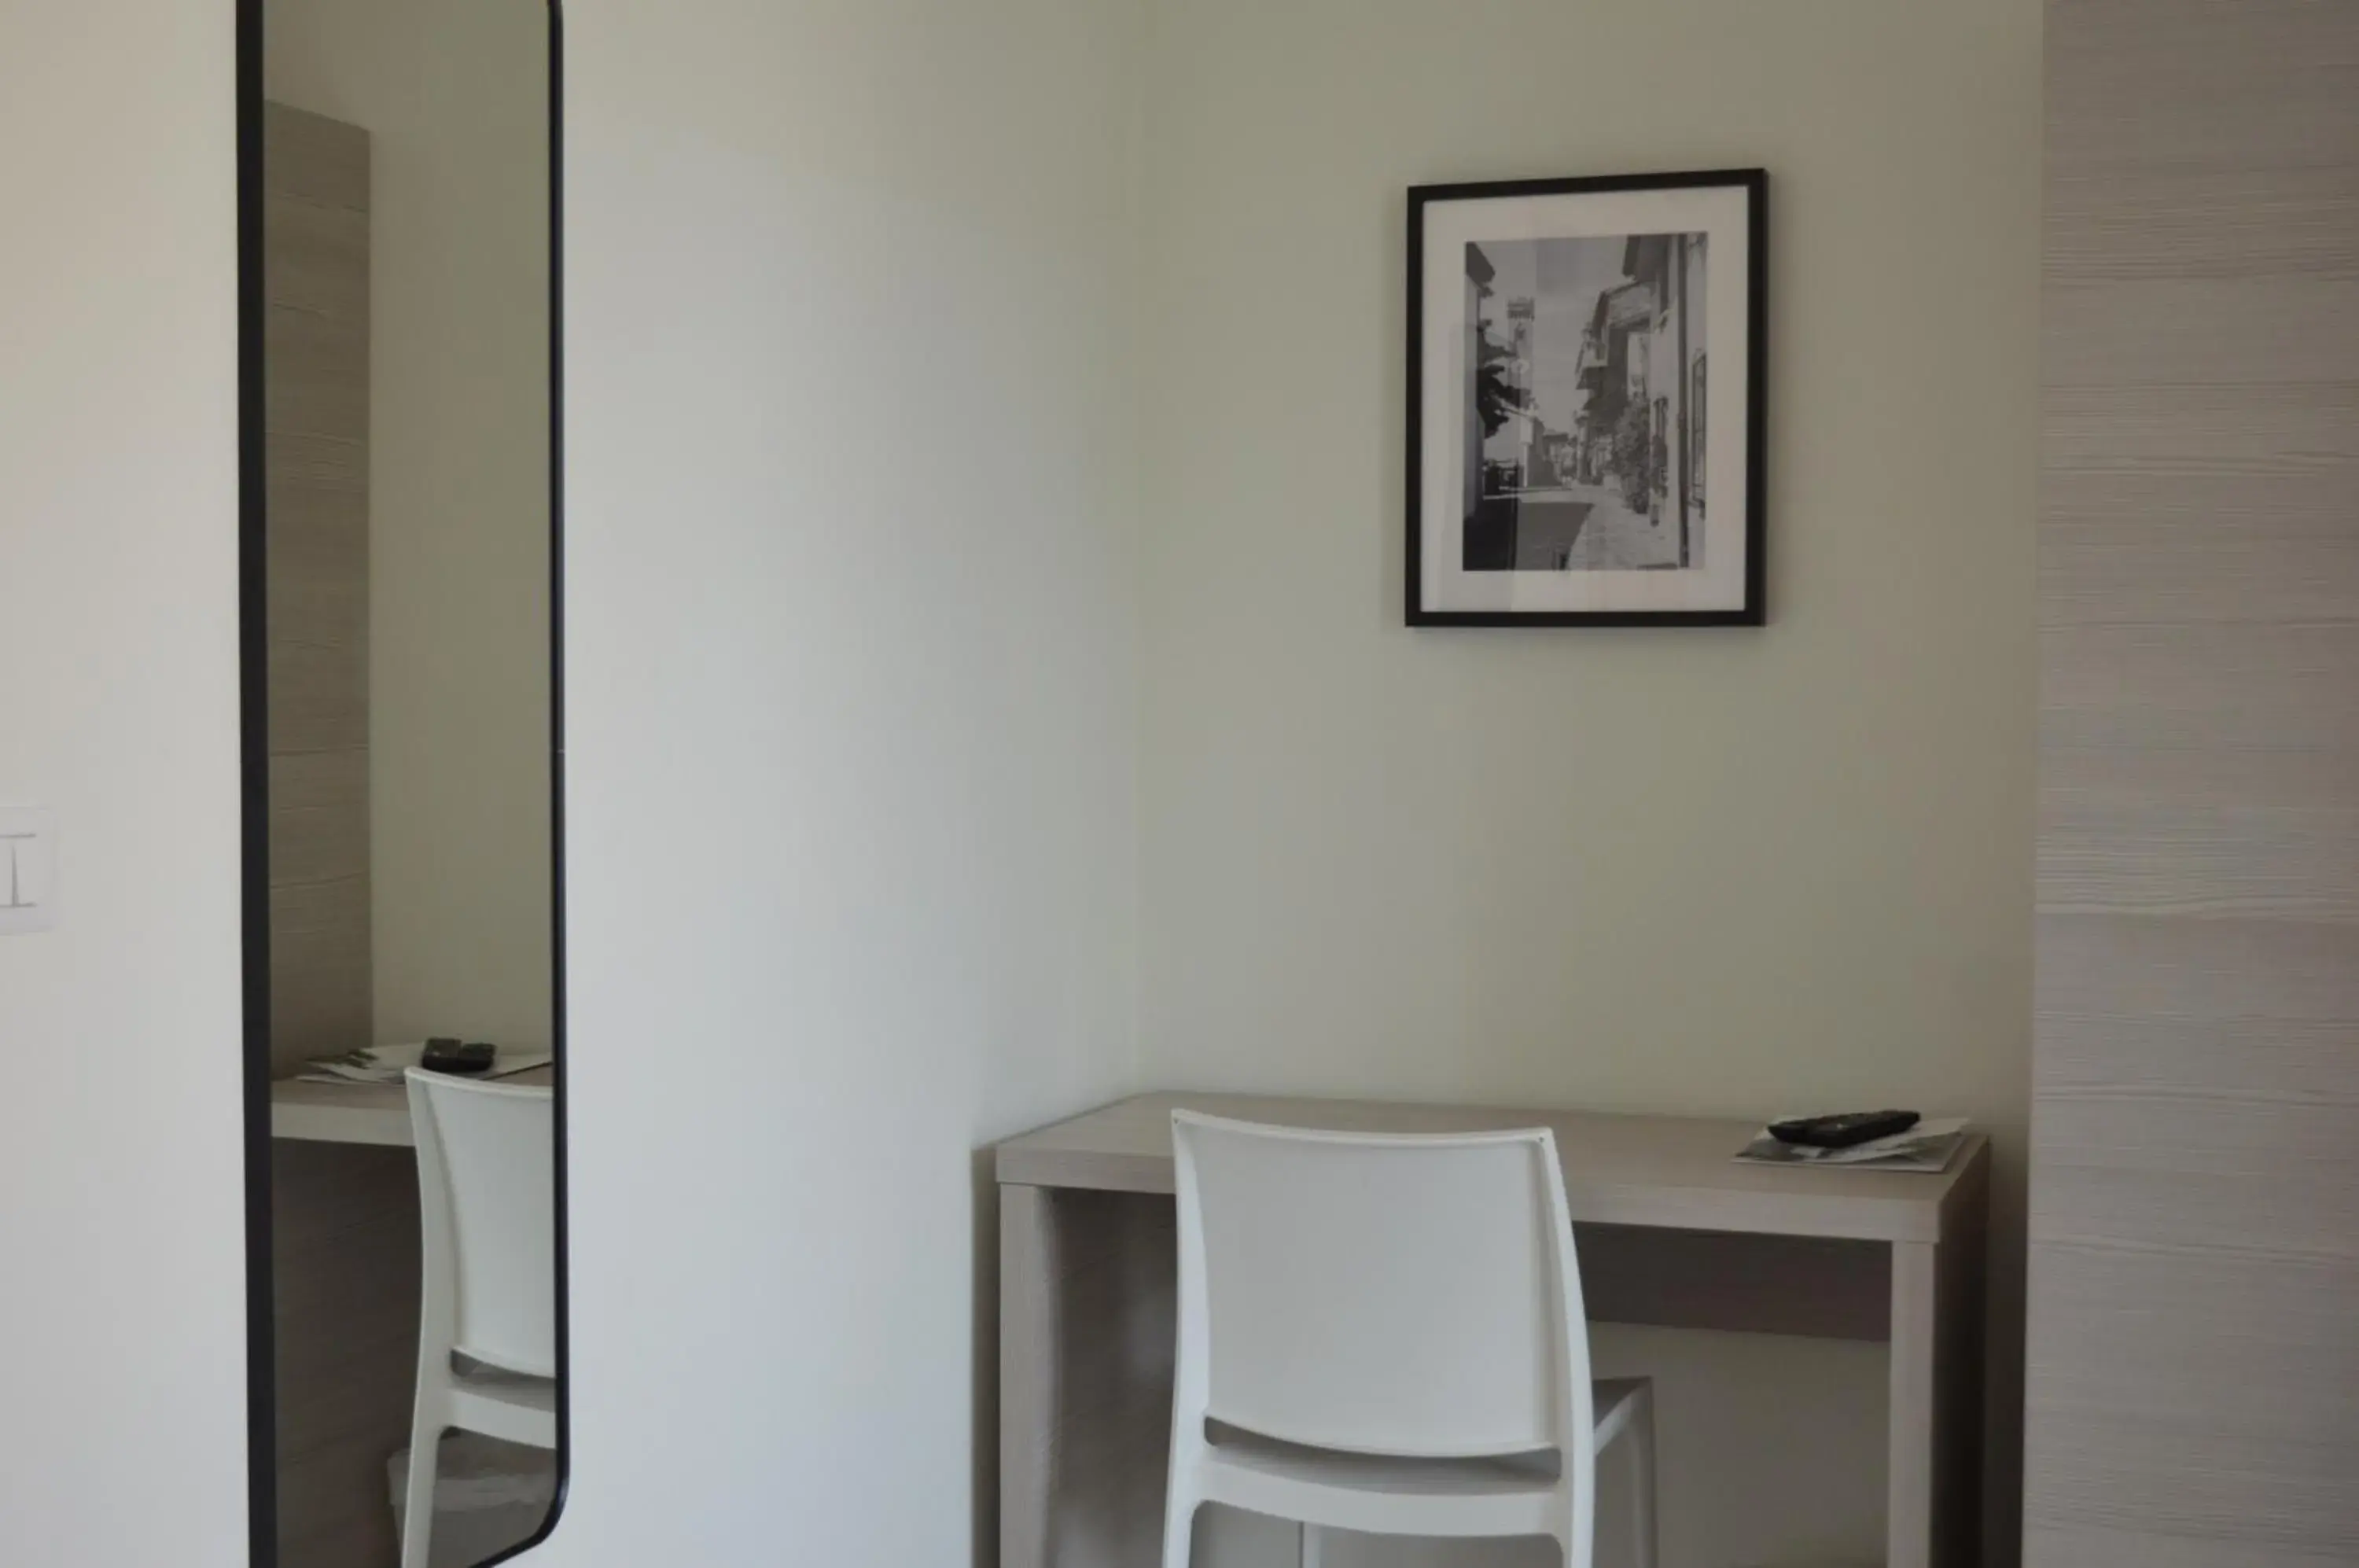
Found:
[236,2,569,1562]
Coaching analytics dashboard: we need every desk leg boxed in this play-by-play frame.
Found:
[998,1186,1180,1568]
[1888,1223,1988,1568]
[1002,1183,1054,1568]
[1890,1242,1939,1568]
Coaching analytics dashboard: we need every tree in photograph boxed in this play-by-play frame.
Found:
[1469,274,1529,440]
[1474,327,1529,438]
[1613,399,1654,512]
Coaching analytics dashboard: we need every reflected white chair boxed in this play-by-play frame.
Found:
[1164,1112,1656,1568]
[401,1069,558,1568]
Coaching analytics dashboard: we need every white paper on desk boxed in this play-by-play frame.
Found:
[1735,1117,1969,1172]
[296,1042,554,1084]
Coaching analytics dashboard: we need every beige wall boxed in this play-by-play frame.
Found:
[0,2,249,1562]
[545,1,1147,1562]
[266,0,554,1052]
[0,6,2051,1566]
[1136,2,2041,1563]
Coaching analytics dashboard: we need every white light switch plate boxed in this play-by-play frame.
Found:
[0,807,57,934]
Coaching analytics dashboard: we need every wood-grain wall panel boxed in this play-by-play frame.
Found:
[271,750,370,889]
[263,100,370,1075]
[2037,911,2359,1084]
[265,101,407,1568]
[2044,167,2359,284]
[261,101,369,212]
[2038,622,2359,754]
[2041,748,2359,922]
[2044,1,2359,179]
[2044,280,2359,389]
[2030,2,2359,1564]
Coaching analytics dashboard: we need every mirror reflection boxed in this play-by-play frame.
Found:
[259,2,558,1564]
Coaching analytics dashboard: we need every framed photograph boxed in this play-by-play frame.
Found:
[1407,170,1766,626]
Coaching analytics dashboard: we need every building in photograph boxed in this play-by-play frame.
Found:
[1477,295,1549,495]
[1462,232,1706,570]
[1563,234,1706,564]
[1627,233,1708,561]
[1462,242,1495,523]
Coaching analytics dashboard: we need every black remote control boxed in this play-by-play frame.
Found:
[421,1037,498,1076]
[1768,1110,1919,1149]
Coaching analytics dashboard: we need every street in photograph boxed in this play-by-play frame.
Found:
[1460,233,1708,573]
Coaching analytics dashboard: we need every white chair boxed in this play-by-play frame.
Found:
[1164,1111,1655,1568]
[401,1069,558,1568]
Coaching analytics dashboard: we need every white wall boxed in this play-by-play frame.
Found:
[1,2,1152,1562]
[542,1,1146,1563]
[0,5,2042,1567]
[266,0,554,1052]
[1135,2,2041,1565]
[0,3,249,1564]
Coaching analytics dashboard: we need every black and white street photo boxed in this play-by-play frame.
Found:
[1460,234,1707,573]
[1408,171,1764,626]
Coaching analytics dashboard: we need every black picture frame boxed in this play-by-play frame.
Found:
[237,3,570,1563]
[1406,169,1768,627]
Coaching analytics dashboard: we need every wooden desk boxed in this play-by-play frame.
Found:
[995,1092,1989,1568]
[270,1068,554,1147]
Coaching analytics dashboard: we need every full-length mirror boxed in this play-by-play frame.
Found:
[248,2,561,1565]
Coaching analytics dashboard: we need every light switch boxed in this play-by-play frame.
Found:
[0,807,56,934]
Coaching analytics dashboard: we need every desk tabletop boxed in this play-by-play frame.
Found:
[995,1091,1988,1245]
[270,1068,554,1147]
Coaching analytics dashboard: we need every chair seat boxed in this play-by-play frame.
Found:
[1196,1378,1651,1540]
[445,1360,558,1451]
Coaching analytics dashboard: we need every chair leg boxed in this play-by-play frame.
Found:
[1299,1521,1323,1568]
[1628,1384,1658,1568]
[399,1408,442,1568]
[1160,1489,1197,1568]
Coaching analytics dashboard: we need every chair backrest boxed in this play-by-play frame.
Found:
[1170,1111,1591,1459]
[407,1069,556,1378]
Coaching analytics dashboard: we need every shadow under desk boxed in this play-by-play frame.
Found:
[994,1092,1989,1568]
